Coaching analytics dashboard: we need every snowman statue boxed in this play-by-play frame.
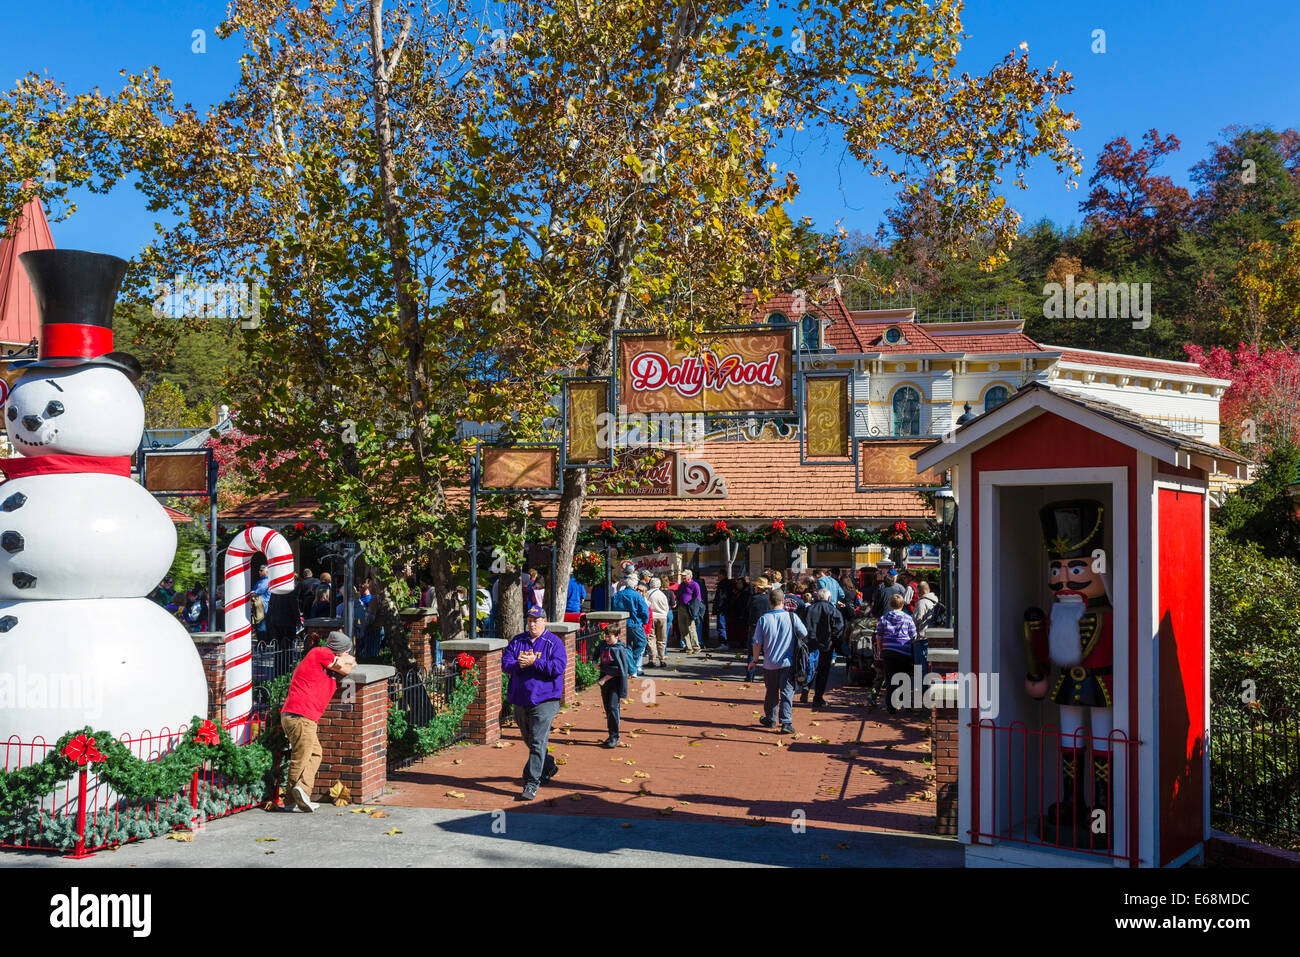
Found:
[0,249,208,755]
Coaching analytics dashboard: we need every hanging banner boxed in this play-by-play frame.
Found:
[588,449,677,497]
[860,440,942,486]
[618,330,792,414]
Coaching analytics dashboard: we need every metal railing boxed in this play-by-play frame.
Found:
[1210,712,1300,850]
[386,662,466,769]
[0,718,268,858]
[968,719,1137,863]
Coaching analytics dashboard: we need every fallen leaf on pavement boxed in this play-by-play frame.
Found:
[759,750,771,756]
[625,760,636,765]
[329,782,352,806]
[619,778,634,784]
[634,771,650,778]
[688,741,702,746]
[698,764,715,769]
[634,728,650,733]
[384,827,402,836]
[350,807,372,814]
[452,758,464,765]
[369,810,388,819]
[658,807,674,815]
[493,742,509,749]
[168,832,194,842]
[445,791,467,799]
[555,758,568,766]
[862,768,877,775]
[254,837,278,843]
[715,732,728,737]
[679,800,691,806]
[627,732,639,738]
[811,721,820,726]
[673,754,685,759]
[617,742,630,748]
[265,851,275,855]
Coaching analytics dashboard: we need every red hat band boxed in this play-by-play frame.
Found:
[40,323,114,362]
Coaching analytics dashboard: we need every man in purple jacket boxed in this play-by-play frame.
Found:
[503,604,568,800]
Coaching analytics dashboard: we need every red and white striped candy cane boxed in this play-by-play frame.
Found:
[224,526,295,743]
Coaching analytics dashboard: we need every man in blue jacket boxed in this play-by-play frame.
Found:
[611,575,650,676]
[502,604,568,801]
[564,575,586,622]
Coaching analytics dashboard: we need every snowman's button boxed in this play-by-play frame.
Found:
[0,531,22,553]
[11,572,35,589]
[0,615,15,633]
[1,493,25,512]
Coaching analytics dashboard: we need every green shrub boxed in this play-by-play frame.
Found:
[575,660,600,691]
[1210,526,1300,720]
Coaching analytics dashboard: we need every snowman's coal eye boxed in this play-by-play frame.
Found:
[44,401,64,417]
[5,408,13,422]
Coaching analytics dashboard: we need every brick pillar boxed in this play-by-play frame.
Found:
[312,664,395,804]
[932,694,960,836]
[192,632,226,727]
[547,621,580,703]
[438,638,507,745]
[399,607,437,672]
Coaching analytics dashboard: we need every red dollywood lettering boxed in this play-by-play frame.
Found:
[628,350,782,398]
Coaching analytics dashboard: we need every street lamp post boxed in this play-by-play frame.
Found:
[934,486,957,632]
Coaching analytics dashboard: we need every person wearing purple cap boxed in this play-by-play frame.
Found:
[502,604,568,800]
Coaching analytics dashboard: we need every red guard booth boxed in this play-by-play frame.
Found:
[915,383,1250,868]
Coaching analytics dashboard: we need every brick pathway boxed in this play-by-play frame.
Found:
[384,650,938,835]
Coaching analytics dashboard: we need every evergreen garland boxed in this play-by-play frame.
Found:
[567,519,938,552]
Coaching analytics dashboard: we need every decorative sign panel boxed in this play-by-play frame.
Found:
[564,378,610,466]
[618,330,792,414]
[144,450,210,494]
[804,374,850,458]
[588,449,677,497]
[481,446,560,491]
[860,440,942,486]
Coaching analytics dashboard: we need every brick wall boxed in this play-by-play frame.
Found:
[932,703,960,836]
[193,634,225,727]
[313,674,389,804]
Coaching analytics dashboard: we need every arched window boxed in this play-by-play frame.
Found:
[892,386,922,436]
[984,385,1010,413]
[766,311,789,325]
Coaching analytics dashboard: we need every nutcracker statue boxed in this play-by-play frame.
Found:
[1022,499,1113,849]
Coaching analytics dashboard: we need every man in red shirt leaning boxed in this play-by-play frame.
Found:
[280,630,357,811]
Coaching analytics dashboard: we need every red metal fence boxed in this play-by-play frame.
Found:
[969,719,1139,863]
[1,718,270,859]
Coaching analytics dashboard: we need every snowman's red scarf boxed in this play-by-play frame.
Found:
[0,455,132,480]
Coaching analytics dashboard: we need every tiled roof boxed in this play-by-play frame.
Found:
[924,332,1045,354]
[0,188,55,347]
[219,441,933,527]
[1051,347,1216,378]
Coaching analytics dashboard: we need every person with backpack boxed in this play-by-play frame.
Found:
[803,588,844,707]
[871,570,906,620]
[751,588,808,735]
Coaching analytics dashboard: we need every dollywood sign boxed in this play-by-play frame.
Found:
[618,331,793,414]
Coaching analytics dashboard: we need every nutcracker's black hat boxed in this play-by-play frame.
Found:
[1039,499,1105,561]
[12,249,142,381]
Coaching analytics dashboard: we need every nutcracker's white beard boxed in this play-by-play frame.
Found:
[1048,595,1087,667]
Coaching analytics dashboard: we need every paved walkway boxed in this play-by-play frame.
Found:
[6,804,960,868]
[386,649,938,836]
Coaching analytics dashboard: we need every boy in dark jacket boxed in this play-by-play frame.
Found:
[596,625,633,748]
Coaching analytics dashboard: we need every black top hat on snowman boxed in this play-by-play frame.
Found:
[13,249,142,382]
[1038,498,1105,560]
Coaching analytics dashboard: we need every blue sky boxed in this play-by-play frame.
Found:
[2,0,1297,260]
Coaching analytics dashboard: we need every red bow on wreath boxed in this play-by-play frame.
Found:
[195,720,220,746]
[654,520,668,533]
[456,652,476,670]
[62,734,106,766]
[599,520,617,534]
[833,520,848,535]
[771,519,786,534]
[714,520,730,533]
[546,520,557,531]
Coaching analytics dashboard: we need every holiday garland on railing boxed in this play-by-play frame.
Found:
[0,718,276,816]
[388,656,480,764]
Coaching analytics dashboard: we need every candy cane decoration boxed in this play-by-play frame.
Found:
[224,526,295,743]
